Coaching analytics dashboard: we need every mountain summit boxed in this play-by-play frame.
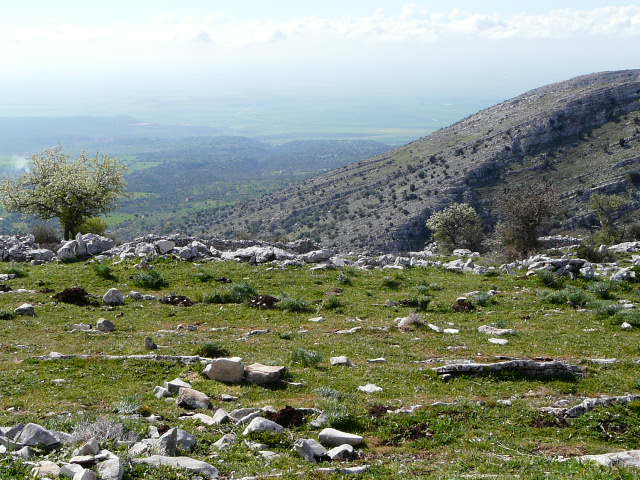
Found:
[210,70,640,251]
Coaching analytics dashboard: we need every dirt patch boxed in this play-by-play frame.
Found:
[159,295,194,307]
[452,298,475,312]
[266,406,305,428]
[249,295,279,309]
[530,415,568,428]
[368,404,389,418]
[534,442,586,457]
[53,286,98,306]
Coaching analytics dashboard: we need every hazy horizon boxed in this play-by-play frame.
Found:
[2,1,640,142]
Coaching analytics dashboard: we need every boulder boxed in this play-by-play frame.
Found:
[327,444,356,461]
[96,457,124,480]
[211,408,232,425]
[301,249,334,263]
[12,423,60,449]
[330,356,354,367]
[96,318,116,332]
[293,438,329,463]
[60,463,85,477]
[212,433,236,450]
[31,461,61,478]
[75,437,100,456]
[103,288,124,306]
[134,243,156,257]
[15,303,35,316]
[175,428,196,452]
[573,449,640,467]
[176,387,211,410]
[242,417,285,436]
[133,456,218,479]
[156,427,177,456]
[82,234,115,256]
[28,248,55,262]
[73,469,97,480]
[153,386,171,399]
[203,357,245,384]
[57,240,84,261]
[154,239,175,254]
[164,378,191,394]
[319,428,363,447]
[244,363,287,385]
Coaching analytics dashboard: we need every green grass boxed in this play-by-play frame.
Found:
[131,269,168,289]
[202,282,257,304]
[93,263,117,281]
[0,259,640,478]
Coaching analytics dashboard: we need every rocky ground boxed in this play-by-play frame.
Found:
[1,233,640,479]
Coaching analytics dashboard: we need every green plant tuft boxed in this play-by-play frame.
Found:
[132,270,168,289]
[290,348,323,367]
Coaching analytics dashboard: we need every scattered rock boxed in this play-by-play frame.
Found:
[242,417,285,436]
[294,438,329,463]
[244,363,287,385]
[211,408,233,425]
[133,456,218,479]
[75,437,100,456]
[327,444,357,461]
[31,460,61,478]
[96,457,124,480]
[570,450,640,468]
[203,357,245,384]
[12,423,61,449]
[319,428,364,447]
[176,388,211,410]
[358,383,383,393]
[433,359,585,379]
[15,303,35,316]
[103,288,125,306]
[96,318,116,332]
[478,325,516,336]
[330,356,353,367]
[213,433,236,450]
[164,378,191,394]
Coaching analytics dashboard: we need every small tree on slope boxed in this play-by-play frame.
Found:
[426,203,483,253]
[0,149,127,240]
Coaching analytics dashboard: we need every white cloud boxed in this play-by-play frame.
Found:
[1,5,639,54]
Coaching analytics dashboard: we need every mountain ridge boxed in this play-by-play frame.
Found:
[206,70,640,251]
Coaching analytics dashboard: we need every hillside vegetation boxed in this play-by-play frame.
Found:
[0,137,389,239]
[207,70,640,251]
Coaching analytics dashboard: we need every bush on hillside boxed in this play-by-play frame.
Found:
[426,203,483,253]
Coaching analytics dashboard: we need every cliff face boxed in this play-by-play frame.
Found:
[208,70,640,252]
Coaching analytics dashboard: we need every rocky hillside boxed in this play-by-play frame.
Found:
[207,70,640,252]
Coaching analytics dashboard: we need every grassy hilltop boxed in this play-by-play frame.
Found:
[1,256,640,479]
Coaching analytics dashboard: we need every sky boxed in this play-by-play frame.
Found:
[1,1,639,139]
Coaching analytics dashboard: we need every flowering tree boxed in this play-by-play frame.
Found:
[426,203,483,252]
[0,149,127,239]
